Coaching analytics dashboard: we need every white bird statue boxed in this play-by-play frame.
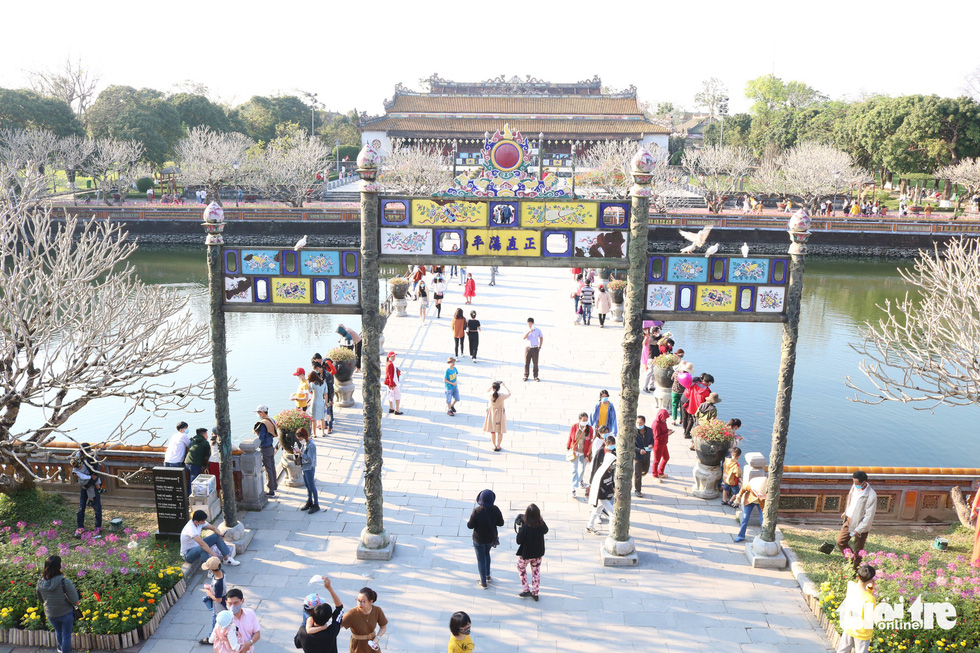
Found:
[678,225,713,254]
[703,243,720,258]
[741,242,750,258]
[294,235,308,251]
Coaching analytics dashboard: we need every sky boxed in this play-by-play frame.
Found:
[2,0,978,116]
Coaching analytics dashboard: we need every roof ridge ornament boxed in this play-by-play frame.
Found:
[435,124,570,199]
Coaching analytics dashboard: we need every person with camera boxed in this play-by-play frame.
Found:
[294,428,320,514]
[72,443,103,537]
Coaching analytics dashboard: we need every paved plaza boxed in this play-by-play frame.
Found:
[142,266,831,653]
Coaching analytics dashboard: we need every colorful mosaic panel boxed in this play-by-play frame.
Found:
[755,286,786,313]
[666,257,708,283]
[381,228,433,255]
[411,200,487,227]
[695,285,736,312]
[271,277,310,304]
[465,229,541,257]
[646,284,675,311]
[572,230,628,258]
[728,258,770,284]
[521,202,598,228]
[330,278,360,305]
[241,250,281,275]
[300,251,341,276]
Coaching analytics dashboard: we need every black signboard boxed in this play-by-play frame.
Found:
[153,466,189,539]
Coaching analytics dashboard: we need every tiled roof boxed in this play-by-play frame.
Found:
[388,94,645,115]
[362,117,669,137]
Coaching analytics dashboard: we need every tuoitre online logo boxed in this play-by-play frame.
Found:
[838,595,957,631]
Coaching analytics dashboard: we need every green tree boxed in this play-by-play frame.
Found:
[169,93,232,133]
[320,109,362,147]
[86,86,183,165]
[0,89,85,138]
[231,95,314,143]
[703,113,752,148]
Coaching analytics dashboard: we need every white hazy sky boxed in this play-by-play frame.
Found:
[3,0,978,116]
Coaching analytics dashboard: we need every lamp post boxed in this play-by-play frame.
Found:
[335,138,341,180]
[233,161,240,207]
[201,202,241,536]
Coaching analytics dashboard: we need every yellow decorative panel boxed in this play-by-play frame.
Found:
[411,200,487,227]
[694,285,736,312]
[521,202,598,228]
[271,277,311,304]
[465,229,541,257]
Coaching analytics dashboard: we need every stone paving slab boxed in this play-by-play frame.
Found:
[138,266,830,653]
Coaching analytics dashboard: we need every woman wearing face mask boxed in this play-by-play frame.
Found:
[341,587,388,653]
[585,436,618,535]
[200,556,228,643]
[589,390,618,436]
[566,413,593,499]
[447,611,473,652]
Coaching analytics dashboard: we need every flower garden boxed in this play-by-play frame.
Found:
[797,528,980,652]
[0,520,184,643]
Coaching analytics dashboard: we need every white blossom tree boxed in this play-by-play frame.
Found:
[846,237,979,409]
[694,77,728,122]
[578,139,635,196]
[751,156,790,203]
[777,142,864,213]
[0,207,215,490]
[174,126,255,205]
[682,144,754,213]
[249,128,332,207]
[57,134,96,204]
[935,158,980,213]
[82,138,146,205]
[0,127,61,211]
[378,138,450,196]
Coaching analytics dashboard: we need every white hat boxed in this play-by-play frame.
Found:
[256,405,269,413]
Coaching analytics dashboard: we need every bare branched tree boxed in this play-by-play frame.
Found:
[751,156,790,203]
[777,142,864,213]
[82,139,146,205]
[57,134,96,204]
[965,66,980,101]
[578,139,635,197]
[0,128,62,211]
[682,144,754,213]
[175,126,254,205]
[0,207,215,490]
[846,237,980,410]
[249,128,332,207]
[378,138,450,196]
[935,158,980,212]
[694,77,729,122]
[28,57,101,119]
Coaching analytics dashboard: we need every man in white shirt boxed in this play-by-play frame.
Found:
[837,470,877,567]
[522,317,544,382]
[164,421,190,469]
[180,509,241,566]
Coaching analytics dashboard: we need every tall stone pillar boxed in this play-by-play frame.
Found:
[604,147,656,566]
[752,209,810,568]
[355,144,394,559]
[202,202,241,537]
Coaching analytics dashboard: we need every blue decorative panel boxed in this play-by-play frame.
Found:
[380,199,410,226]
[434,229,465,255]
[542,230,573,257]
[300,251,341,276]
[666,257,709,283]
[241,250,281,275]
[599,202,630,229]
[728,258,770,284]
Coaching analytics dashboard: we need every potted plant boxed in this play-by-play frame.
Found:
[691,418,741,466]
[607,279,627,304]
[327,346,356,383]
[273,408,313,453]
[388,277,410,299]
[652,353,679,389]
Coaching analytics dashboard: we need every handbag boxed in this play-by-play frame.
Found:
[565,450,578,462]
[61,578,83,620]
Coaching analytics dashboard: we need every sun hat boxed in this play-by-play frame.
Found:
[705,393,722,404]
[447,357,456,363]
[680,361,694,372]
[201,556,222,571]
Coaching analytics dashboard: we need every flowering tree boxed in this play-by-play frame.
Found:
[0,128,62,211]
[776,142,864,213]
[682,145,754,213]
[378,138,450,195]
[0,207,215,491]
[174,126,255,205]
[82,138,146,205]
[578,139,636,196]
[249,128,333,207]
[935,157,980,212]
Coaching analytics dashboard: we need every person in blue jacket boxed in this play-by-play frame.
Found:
[589,390,618,436]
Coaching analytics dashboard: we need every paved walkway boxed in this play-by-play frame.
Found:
[142,266,831,653]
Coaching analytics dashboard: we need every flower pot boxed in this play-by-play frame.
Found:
[389,282,408,299]
[653,366,674,389]
[694,437,731,467]
[334,358,355,383]
[609,289,625,304]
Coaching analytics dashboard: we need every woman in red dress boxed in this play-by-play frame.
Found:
[463,273,476,304]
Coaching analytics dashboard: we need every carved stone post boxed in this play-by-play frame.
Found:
[751,209,810,567]
[604,147,655,566]
[202,202,241,536]
[356,144,394,559]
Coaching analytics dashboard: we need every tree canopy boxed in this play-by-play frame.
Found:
[86,86,183,165]
[0,88,85,138]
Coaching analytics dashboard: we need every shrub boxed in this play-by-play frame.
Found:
[608,279,627,292]
[653,353,679,369]
[388,277,409,288]
[273,408,312,451]
[326,346,355,362]
[135,177,154,193]
[692,418,741,443]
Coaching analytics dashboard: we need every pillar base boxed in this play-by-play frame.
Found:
[600,536,638,567]
[356,528,396,560]
[745,535,787,568]
[690,461,722,499]
[652,385,671,411]
[280,459,305,487]
[336,380,356,408]
[612,303,624,323]
[394,298,408,317]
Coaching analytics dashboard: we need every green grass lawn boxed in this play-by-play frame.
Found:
[782,523,975,586]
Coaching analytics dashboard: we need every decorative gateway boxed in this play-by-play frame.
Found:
[435,123,571,198]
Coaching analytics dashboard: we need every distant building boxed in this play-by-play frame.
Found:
[359,74,669,168]
[677,114,713,145]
